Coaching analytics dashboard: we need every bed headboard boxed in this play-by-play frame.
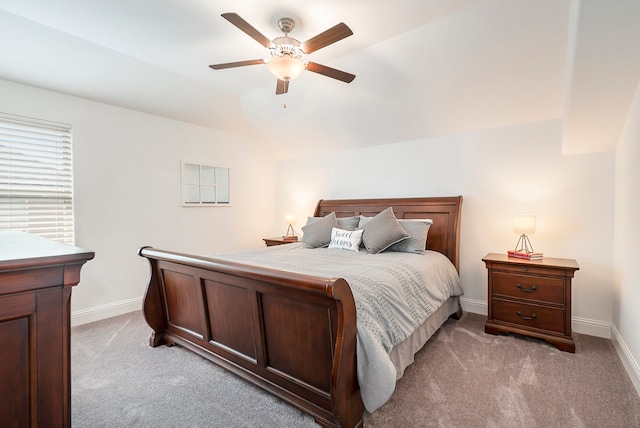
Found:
[314,196,463,272]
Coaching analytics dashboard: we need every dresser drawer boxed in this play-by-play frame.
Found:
[493,299,565,334]
[492,272,565,304]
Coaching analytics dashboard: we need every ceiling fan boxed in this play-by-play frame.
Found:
[209,13,355,95]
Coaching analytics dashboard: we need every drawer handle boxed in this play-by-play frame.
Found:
[516,283,538,293]
[516,311,537,321]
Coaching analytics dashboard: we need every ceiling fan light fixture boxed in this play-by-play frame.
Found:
[211,13,355,96]
[267,55,305,81]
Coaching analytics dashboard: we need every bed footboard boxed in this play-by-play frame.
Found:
[138,246,364,428]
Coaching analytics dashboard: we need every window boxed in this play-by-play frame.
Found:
[181,161,230,206]
[0,113,74,244]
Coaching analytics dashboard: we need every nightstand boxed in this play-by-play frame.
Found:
[482,253,579,352]
[263,237,299,247]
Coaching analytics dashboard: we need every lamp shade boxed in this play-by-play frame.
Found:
[514,215,536,234]
[284,213,296,224]
[267,56,305,81]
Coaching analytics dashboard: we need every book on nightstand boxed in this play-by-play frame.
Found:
[507,250,543,260]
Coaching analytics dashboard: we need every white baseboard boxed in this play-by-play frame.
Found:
[460,297,487,315]
[71,297,142,327]
[611,324,640,396]
[459,298,611,339]
[572,315,611,339]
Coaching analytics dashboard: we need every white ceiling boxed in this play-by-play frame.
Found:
[0,0,638,159]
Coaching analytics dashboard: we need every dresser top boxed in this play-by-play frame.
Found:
[482,252,579,271]
[0,230,94,267]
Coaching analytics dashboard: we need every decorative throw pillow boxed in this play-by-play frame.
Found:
[328,227,363,252]
[359,207,410,254]
[301,212,339,248]
[388,219,433,254]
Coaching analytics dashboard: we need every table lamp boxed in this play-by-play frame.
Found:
[514,215,536,253]
[284,213,298,240]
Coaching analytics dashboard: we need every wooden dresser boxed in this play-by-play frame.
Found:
[0,231,94,427]
[482,253,579,352]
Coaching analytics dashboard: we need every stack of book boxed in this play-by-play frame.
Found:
[507,250,543,260]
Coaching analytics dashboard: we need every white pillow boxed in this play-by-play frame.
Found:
[328,227,364,252]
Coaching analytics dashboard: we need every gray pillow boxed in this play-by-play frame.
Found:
[336,216,360,230]
[357,216,371,228]
[302,212,339,248]
[388,219,433,254]
[359,207,410,254]
[306,215,360,231]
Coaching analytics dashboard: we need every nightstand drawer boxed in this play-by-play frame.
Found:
[493,299,565,334]
[493,272,564,304]
[491,263,569,278]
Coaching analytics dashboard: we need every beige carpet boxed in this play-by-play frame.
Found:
[71,311,640,427]
[364,313,640,427]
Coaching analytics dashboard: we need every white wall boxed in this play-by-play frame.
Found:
[277,118,615,338]
[613,80,640,392]
[0,79,279,324]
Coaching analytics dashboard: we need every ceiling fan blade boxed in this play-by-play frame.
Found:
[209,59,265,70]
[305,62,355,83]
[221,13,273,49]
[276,79,289,95]
[302,23,353,54]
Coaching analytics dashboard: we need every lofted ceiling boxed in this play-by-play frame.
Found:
[0,0,638,159]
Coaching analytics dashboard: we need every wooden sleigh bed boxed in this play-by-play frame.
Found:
[138,196,462,428]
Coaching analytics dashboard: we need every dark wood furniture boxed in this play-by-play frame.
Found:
[263,236,299,246]
[0,231,94,427]
[483,253,579,352]
[138,196,462,428]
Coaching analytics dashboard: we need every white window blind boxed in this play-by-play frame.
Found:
[0,113,74,244]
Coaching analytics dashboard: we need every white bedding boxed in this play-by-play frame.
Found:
[212,243,463,412]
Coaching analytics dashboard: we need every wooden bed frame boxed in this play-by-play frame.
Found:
[138,196,462,428]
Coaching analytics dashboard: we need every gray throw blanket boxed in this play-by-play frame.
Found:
[212,243,463,411]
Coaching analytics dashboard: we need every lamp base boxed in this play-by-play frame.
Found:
[284,224,297,240]
[514,234,535,254]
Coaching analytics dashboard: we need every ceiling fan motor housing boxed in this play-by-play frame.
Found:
[271,36,304,59]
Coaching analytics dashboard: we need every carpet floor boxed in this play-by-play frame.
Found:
[71,311,640,427]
